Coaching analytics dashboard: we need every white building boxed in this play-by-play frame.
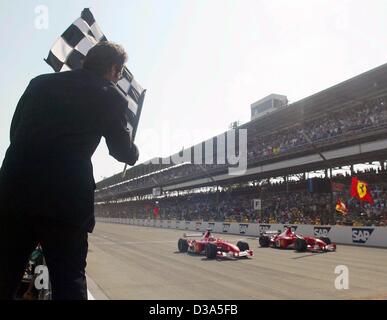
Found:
[251,94,288,120]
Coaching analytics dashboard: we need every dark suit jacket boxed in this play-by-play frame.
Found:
[0,68,138,232]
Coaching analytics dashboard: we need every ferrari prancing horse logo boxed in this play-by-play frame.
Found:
[357,182,367,198]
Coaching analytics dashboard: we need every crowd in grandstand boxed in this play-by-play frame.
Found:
[94,90,387,227]
[95,96,387,200]
[95,170,387,227]
[247,96,387,160]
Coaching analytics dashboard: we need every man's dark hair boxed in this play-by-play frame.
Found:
[83,41,127,76]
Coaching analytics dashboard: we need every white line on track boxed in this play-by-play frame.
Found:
[90,240,177,245]
[87,290,95,300]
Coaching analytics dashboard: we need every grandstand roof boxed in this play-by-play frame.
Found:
[243,62,387,136]
[96,158,172,189]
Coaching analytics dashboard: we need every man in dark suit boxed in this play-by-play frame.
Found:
[0,42,139,300]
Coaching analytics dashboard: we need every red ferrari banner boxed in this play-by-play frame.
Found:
[350,177,374,205]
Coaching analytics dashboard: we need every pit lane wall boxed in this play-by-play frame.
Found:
[96,218,387,248]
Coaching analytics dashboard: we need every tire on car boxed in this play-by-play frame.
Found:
[205,243,218,259]
[259,236,270,247]
[295,238,307,252]
[236,241,249,251]
[178,238,189,252]
[318,237,331,245]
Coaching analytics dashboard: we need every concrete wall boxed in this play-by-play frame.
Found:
[96,218,387,248]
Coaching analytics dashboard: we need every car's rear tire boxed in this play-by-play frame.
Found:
[318,237,331,245]
[237,241,249,251]
[259,236,270,247]
[205,243,217,259]
[178,238,188,252]
[295,238,307,252]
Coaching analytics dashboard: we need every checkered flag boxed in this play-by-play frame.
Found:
[45,8,145,141]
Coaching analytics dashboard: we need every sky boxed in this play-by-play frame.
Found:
[0,0,387,182]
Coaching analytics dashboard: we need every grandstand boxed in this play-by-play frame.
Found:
[95,62,387,227]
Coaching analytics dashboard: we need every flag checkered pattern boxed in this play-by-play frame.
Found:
[45,8,145,139]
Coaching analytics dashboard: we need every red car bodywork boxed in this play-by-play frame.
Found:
[178,229,253,259]
[259,227,336,252]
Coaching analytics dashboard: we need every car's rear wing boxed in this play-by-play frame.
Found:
[261,230,281,236]
[184,228,213,238]
[183,232,203,238]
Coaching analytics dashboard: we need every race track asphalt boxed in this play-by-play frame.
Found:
[86,222,387,300]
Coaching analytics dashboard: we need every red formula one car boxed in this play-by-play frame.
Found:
[178,229,253,259]
[258,227,336,252]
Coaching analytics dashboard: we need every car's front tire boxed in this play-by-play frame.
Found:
[259,236,270,247]
[178,238,189,252]
[237,241,249,251]
[295,238,307,252]
[205,243,217,259]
